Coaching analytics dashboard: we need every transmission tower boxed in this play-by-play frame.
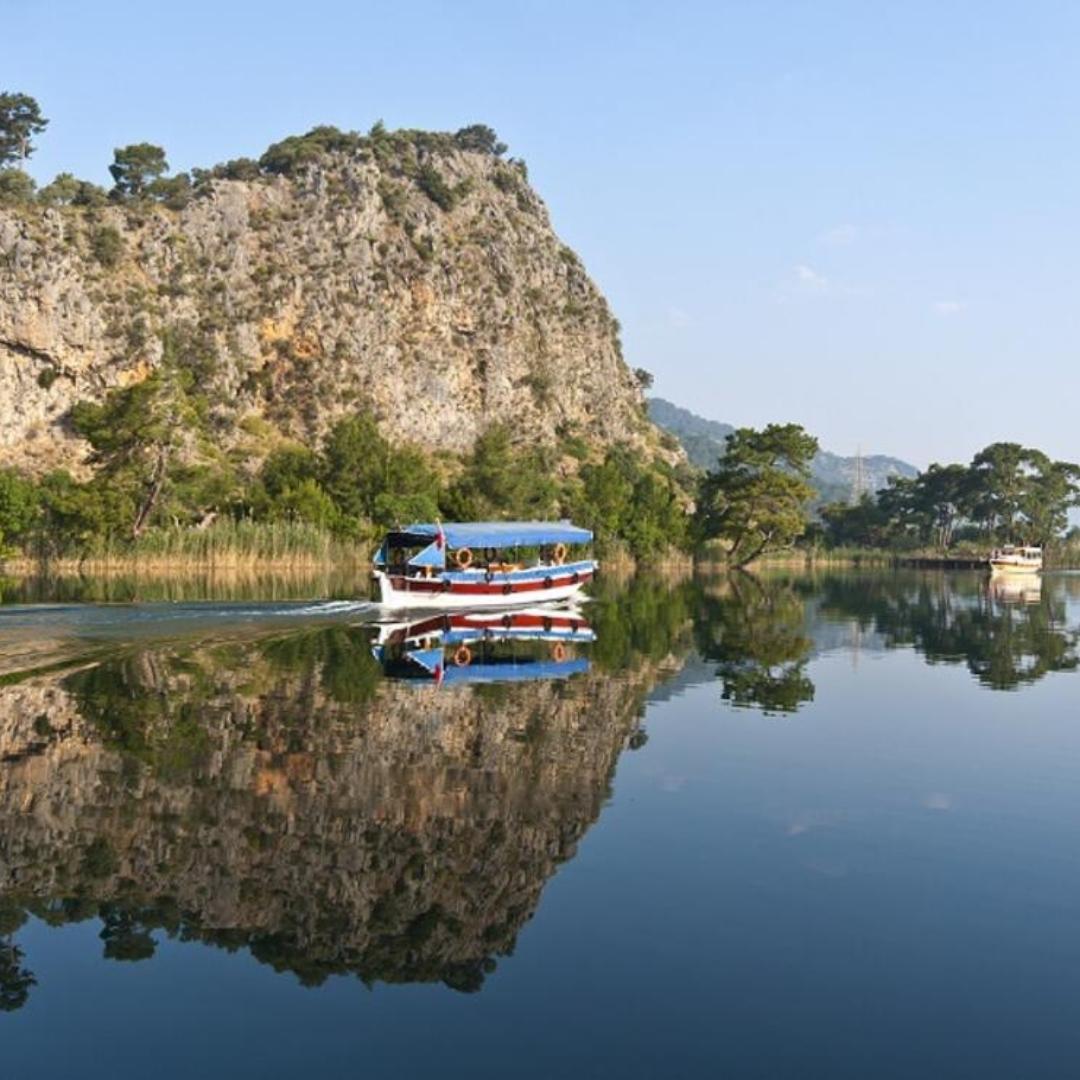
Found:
[852,444,865,504]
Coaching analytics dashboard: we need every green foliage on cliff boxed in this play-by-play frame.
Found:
[109,143,169,198]
[0,167,35,205]
[444,426,557,521]
[1,89,513,217]
[89,224,123,266]
[572,447,688,560]
[1,405,690,563]
[0,469,39,553]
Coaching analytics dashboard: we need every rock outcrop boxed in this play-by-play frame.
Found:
[0,129,662,475]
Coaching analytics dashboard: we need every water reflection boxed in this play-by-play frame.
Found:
[1,570,1078,1014]
[0,590,676,1007]
[693,573,816,714]
[817,571,1080,690]
[374,607,595,685]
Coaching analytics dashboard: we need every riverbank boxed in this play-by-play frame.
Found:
[701,545,1080,572]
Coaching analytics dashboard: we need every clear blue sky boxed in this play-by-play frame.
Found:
[6,0,1080,467]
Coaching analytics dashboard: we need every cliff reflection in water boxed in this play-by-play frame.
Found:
[0,578,694,1008]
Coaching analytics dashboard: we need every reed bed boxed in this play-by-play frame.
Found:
[126,519,371,566]
[2,520,374,575]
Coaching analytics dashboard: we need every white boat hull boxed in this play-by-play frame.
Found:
[373,563,596,611]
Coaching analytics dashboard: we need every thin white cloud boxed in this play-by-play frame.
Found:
[933,300,964,316]
[665,305,691,329]
[794,264,830,293]
[818,223,859,247]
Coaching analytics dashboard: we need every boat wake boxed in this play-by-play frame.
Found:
[0,598,381,639]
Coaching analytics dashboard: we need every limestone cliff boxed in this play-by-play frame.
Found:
[0,127,663,475]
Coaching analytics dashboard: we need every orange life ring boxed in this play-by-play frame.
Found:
[553,543,567,565]
[455,547,473,569]
[551,642,567,662]
[453,644,472,667]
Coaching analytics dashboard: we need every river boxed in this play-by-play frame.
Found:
[1,569,1079,1078]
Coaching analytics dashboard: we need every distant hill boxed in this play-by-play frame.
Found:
[648,397,918,503]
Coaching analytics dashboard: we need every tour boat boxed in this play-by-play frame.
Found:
[988,545,1043,574]
[372,605,595,685]
[372,521,597,610]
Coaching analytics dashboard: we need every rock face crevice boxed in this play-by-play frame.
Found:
[0,142,661,474]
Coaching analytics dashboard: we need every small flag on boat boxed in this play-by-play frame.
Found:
[436,522,445,550]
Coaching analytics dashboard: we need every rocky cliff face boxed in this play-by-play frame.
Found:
[0,130,660,475]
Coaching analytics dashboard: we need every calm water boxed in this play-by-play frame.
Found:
[2,570,1080,1078]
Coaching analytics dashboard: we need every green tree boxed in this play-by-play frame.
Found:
[0,92,48,166]
[146,171,192,210]
[320,412,441,529]
[37,171,80,205]
[0,167,35,205]
[258,125,361,176]
[69,332,213,537]
[36,469,132,552]
[1021,458,1080,544]
[416,164,457,211]
[968,442,1032,537]
[38,173,107,207]
[444,425,556,521]
[820,493,891,548]
[0,468,39,552]
[90,225,124,267]
[695,423,819,566]
[576,451,635,550]
[453,124,507,155]
[109,143,168,198]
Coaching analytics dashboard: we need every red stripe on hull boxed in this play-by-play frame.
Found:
[389,572,593,597]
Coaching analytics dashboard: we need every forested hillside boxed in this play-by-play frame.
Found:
[648,397,917,501]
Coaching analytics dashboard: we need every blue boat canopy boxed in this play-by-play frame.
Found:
[385,520,593,550]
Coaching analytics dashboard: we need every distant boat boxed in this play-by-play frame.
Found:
[988,544,1043,574]
[372,521,597,609]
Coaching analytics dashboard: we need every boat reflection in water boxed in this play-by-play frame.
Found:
[987,573,1042,606]
[373,605,595,685]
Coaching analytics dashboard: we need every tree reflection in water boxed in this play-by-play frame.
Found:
[694,572,816,715]
[0,902,35,1012]
[817,572,1080,690]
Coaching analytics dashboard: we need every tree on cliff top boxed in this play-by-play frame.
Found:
[453,124,507,156]
[109,143,168,198]
[695,423,819,566]
[0,92,48,166]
